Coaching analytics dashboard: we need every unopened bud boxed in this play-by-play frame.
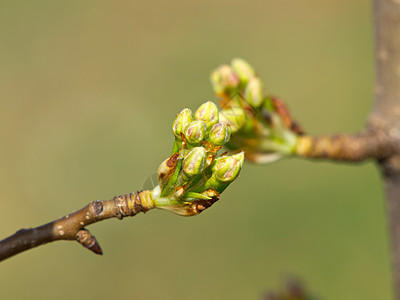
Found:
[202,152,245,193]
[231,58,256,84]
[244,77,264,107]
[182,147,206,178]
[194,101,219,130]
[210,65,240,94]
[219,108,246,133]
[209,122,231,146]
[213,152,244,182]
[172,108,193,140]
[157,153,179,187]
[184,120,206,145]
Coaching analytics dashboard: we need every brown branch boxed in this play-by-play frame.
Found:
[289,2,400,297]
[295,2,400,298]
[373,0,400,298]
[0,191,155,262]
[295,130,400,162]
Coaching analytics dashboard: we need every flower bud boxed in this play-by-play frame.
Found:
[219,107,246,133]
[210,65,240,94]
[194,101,219,130]
[184,120,206,145]
[182,147,206,178]
[201,152,245,193]
[157,153,180,187]
[213,152,244,182]
[172,108,193,140]
[157,159,170,187]
[208,122,231,146]
[244,77,264,107]
[231,58,256,84]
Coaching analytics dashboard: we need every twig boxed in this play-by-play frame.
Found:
[0,191,155,262]
[295,130,400,162]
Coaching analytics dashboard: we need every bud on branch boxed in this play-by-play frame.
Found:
[152,101,245,216]
[211,58,303,164]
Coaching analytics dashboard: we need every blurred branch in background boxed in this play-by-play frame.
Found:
[264,277,318,300]
[208,0,400,296]
[373,0,400,298]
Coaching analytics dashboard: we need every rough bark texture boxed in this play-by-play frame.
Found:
[373,0,400,298]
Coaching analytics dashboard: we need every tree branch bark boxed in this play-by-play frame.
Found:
[372,0,400,298]
[295,131,399,161]
[0,191,155,262]
[290,2,400,297]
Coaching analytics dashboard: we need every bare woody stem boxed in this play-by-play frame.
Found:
[295,130,400,162]
[373,0,400,298]
[294,1,400,298]
[0,191,155,262]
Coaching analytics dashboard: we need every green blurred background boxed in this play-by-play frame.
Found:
[0,0,391,299]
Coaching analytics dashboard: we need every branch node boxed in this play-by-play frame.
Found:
[114,193,135,220]
[93,200,104,215]
[134,190,150,214]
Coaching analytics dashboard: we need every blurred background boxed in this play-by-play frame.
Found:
[0,0,390,299]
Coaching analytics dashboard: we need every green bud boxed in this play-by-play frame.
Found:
[209,122,231,146]
[231,58,256,84]
[244,77,264,107]
[201,151,245,193]
[219,108,246,133]
[184,120,206,145]
[210,65,240,94]
[182,147,206,178]
[194,101,219,130]
[213,152,244,182]
[172,108,193,140]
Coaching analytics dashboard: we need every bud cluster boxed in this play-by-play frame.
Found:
[210,58,301,164]
[152,101,244,216]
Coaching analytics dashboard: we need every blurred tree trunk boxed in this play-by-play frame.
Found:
[373,1,400,298]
